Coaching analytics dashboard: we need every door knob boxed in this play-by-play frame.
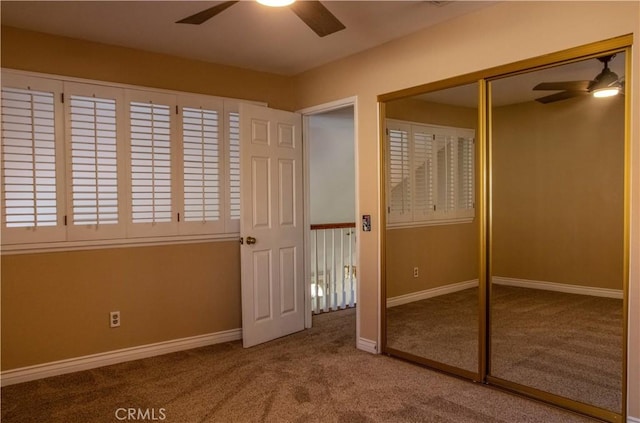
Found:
[246,236,257,245]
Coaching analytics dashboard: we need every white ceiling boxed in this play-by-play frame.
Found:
[1,1,626,107]
[0,0,494,76]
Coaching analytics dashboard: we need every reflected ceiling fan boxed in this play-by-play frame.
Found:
[533,55,624,104]
[175,0,346,38]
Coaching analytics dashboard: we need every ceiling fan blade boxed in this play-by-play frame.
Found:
[289,0,346,37]
[533,81,591,91]
[535,90,589,104]
[176,1,239,25]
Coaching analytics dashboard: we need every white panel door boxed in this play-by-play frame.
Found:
[240,103,304,348]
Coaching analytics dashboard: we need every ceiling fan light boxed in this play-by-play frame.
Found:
[257,0,295,7]
[592,86,621,98]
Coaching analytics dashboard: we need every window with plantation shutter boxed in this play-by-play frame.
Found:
[1,77,65,244]
[386,119,475,228]
[65,83,126,240]
[2,71,260,251]
[127,92,177,237]
[386,123,411,224]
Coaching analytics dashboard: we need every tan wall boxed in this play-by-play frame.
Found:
[1,242,240,370]
[492,96,625,289]
[386,224,478,298]
[0,26,296,111]
[386,97,477,129]
[292,1,639,417]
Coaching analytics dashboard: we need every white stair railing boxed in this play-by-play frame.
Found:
[310,222,357,314]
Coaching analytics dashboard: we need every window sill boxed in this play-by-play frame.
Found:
[386,217,475,230]
[1,233,241,255]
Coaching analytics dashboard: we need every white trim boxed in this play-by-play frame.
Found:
[627,416,640,423]
[492,276,623,299]
[357,337,377,354]
[297,96,358,116]
[387,217,475,229]
[387,279,479,308]
[0,328,241,387]
[1,233,240,255]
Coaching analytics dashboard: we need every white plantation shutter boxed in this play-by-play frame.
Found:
[387,122,412,224]
[127,92,177,237]
[65,83,126,240]
[413,128,435,219]
[178,95,225,235]
[435,135,457,214]
[2,71,254,249]
[1,77,66,244]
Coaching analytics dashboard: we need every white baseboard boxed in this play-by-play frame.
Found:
[386,279,479,308]
[0,328,242,387]
[492,276,623,299]
[628,416,640,423]
[357,337,377,354]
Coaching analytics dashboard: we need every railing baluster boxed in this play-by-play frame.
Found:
[340,228,345,309]
[322,230,328,313]
[349,229,354,308]
[309,222,356,314]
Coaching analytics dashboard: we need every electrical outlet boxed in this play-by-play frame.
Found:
[110,311,120,328]
[413,267,419,278]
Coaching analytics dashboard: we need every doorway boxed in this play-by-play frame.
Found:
[301,99,357,330]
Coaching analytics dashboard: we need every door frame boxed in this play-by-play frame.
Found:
[298,96,359,334]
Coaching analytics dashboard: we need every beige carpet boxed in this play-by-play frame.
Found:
[1,308,600,423]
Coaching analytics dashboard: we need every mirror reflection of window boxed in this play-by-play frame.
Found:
[384,81,480,376]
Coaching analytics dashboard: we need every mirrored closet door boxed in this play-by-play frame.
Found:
[381,37,630,423]
[383,81,482,379]
[487,51,627,420]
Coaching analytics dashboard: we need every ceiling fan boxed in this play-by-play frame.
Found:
[533,55,624,104]
[175,0,346,38]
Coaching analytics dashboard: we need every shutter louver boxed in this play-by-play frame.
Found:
[457,136,474,212]
[446,136,456,212]
[182,107,220,223]
[1,87,58,228]
[228,112,241,220]
[130,101,172,224]
[388,128,411,221]
[70,95,118,225]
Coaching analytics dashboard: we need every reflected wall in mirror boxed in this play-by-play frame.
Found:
[384,83,479,374]
[489,52,625,414]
